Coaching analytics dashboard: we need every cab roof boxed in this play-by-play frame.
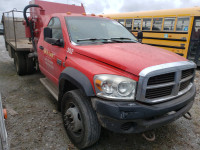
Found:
[51,13,109,19]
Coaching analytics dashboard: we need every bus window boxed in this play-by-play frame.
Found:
[133,19,141,30]
[125,19,133,30]
[152,18,163,31]
[176,17,190,32]
[142,18,152,30]
[118,19,125,25]
[163,18,175,31]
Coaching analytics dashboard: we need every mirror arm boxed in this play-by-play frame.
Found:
[51,39,64,47]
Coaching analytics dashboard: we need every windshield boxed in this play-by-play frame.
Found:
[65,16,137,45]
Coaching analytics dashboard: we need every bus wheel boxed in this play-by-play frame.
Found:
[14,52,26,75]
[62,90,101,149]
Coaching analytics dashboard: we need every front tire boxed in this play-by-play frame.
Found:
[61,90,101,149]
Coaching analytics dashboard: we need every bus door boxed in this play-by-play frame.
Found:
[188,17,200,66]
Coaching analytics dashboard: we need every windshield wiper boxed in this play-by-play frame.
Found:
[77,38,111,42]
[110,37,137,43]
[111,37,132,40]
[76,37,137,44]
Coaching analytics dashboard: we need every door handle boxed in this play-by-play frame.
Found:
[57,59,62,66]
[39,46,44,50]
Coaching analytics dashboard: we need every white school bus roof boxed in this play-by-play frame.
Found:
[102,7,200,19]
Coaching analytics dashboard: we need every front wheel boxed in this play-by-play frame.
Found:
[61,90,101,149]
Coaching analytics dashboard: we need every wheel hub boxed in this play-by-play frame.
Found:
[66,107,82,132]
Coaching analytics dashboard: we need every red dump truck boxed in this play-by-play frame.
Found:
[2,0,197,149]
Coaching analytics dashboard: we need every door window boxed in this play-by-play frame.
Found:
[188,18,200,64]
[48,17,63,39]
[191,19,200,40]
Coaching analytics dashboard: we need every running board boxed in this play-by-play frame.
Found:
[40,78,59,101]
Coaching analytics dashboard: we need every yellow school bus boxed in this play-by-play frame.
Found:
[103,7,200,66]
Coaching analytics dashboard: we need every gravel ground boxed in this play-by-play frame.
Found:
[0,35,200,150]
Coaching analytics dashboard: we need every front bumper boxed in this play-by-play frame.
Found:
[91,85,196,133]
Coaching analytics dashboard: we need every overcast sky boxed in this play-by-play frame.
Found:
[0,0,200,21]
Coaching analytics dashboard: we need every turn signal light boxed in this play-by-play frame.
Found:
[95,79,102,91]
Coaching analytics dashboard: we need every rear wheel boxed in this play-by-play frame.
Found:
[25,55,35,74]
[14,52,26,75]
[61,90,101,149]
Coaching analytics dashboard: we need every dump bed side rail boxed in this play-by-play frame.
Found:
[2,9,32,51]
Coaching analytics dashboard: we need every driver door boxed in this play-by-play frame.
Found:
[39,17,65,85]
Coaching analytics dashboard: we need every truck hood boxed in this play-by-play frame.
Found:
[76,43,186,76]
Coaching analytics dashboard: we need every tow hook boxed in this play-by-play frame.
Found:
[183,112,192,120]
[142,131,156,142]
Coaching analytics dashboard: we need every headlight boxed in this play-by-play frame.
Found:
[94,74,137,100]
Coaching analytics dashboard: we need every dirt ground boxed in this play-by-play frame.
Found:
[0,35,200,150]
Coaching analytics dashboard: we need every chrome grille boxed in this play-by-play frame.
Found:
[136,61,196,104]
[181,69,194,79]
[179,79,192,91]
[147,72,175,85]
[146,85,173,99]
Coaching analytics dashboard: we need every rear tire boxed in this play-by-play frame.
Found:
[26,55,35,74]
[14,52,26,75]
[61,90,101,149]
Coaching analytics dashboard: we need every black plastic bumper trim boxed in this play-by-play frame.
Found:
[91,85,196,133]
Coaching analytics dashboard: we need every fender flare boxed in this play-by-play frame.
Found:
[58,67,95,110]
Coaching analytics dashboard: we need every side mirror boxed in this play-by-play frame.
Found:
[44,27,52,39]
[44,27,64,47]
